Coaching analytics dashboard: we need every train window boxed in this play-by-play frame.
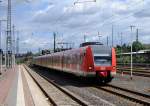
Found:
[75,54,78,64]
[76,53,80,64]
[64,54,67,65]
[73,54,76,64]
[94,56,111,66]
[80,53,83,64]
[68,55,71,64]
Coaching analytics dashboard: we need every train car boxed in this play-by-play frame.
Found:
[33,42,116,83]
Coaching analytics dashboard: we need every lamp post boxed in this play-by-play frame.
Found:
[98,31,102,42]
[74,0,96,5]
[130,25,135,80]
[0,20,7,74]
[120,32,124,76]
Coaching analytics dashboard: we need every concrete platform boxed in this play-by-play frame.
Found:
[0,65,50,106]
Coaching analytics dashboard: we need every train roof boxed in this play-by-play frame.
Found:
[80,42,103,47]
[34,44,112,59]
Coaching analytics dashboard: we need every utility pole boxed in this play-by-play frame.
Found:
[12,25,15,67]
[16,31,19,57]
[98,32,102,42]
[6,0,12,68]
[38,48,41,54]
[118,32,123,46]
[0,5,2,73]
[107,36,108,46]
[136,28,139,42]
[130,25,135,80]
[53,32,56,53]
[120,32,123,48]
[120,32,123,62]
[112,25,114,47]
[84,35,86,42]
[0,2,2,74]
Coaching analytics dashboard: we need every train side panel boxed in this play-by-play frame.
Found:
[32,45,117,83]
[62,48,87,76]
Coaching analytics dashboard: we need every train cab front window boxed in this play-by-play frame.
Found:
[94,55,111,66]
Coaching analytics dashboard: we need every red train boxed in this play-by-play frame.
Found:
[33,42,116,83]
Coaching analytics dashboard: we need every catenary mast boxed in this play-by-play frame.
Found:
[6,0,12,68]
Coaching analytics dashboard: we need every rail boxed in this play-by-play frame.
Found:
[24,65,89,106]
[95,84,150,105]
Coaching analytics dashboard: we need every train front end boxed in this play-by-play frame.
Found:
[88,45,116,83]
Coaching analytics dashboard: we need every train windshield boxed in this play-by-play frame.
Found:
[94,55,111,66]
[91,45,112,66]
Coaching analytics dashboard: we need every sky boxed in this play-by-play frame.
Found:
[0,0,150,53]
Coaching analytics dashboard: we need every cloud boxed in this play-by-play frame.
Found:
[1,0,150,53]
[134,9,150,18]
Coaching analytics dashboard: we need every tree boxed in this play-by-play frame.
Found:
[116,44,131,53]
[132,41,144,52]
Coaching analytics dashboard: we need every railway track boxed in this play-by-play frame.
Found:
[117,67,150,72]
[117,67,150,77]
[26,65,150,105]
[24,65,89,106]
[118,71,150,77]
[95,84,150,106]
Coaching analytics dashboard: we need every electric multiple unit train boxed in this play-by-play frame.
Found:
[33,42,116,83]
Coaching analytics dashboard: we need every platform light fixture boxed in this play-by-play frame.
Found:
[74,0,96,5]
[130,25,135,80]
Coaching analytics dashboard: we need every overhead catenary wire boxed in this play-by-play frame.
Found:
[99,0,146,28]
[95,0,148,45]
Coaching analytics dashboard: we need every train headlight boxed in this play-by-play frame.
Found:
[89,66,92,70]
[113,66,116,70]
